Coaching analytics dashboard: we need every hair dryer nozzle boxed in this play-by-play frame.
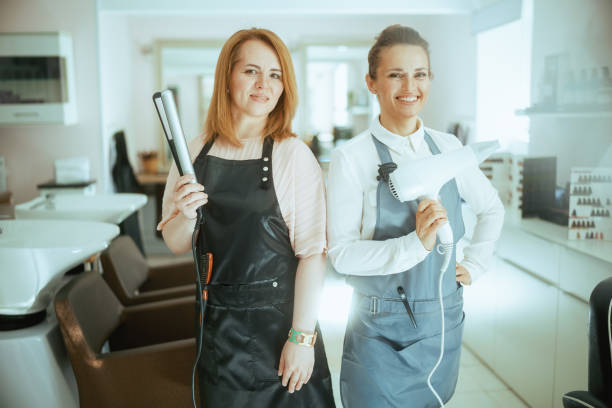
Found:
[470,141,500,164]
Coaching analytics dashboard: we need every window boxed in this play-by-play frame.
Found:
[475,1,532,153]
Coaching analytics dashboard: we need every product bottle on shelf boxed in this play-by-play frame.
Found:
[596,66,612,106]
[559,69,576,107]
[588,67,600,106]
[577,68,589,106]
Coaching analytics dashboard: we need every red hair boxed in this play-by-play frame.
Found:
[204,28,298,146]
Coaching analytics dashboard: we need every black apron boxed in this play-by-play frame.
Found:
[193,136,335,408]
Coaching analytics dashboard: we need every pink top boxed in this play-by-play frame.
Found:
[158,135,327,258]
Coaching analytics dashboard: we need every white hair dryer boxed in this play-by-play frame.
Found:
[388,140,500,246]
[386,140,499,407]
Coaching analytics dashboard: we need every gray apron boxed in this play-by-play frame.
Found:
[339,133,466,408]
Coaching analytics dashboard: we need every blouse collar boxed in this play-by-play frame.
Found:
[371,116,425,153]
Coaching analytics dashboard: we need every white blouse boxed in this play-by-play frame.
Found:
[159,135,327,258]
[326,117,505,282]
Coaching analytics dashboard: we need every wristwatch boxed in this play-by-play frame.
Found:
[288,328,317,347]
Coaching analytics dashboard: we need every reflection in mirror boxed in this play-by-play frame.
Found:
[304,45,375,162]
[157,42,222,166]
[156,42,376,167]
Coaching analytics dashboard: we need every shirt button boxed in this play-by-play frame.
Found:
[263,166,269,171]
[262,177,268,182]
[272,282,278,288]
[263,157,269,162]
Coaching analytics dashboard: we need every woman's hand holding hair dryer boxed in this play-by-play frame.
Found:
[415,199,448,251]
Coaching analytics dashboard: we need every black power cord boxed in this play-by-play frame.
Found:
[190,207,207,408]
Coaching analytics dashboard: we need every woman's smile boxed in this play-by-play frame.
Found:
[249,93,270,103]
[396,94,420,104]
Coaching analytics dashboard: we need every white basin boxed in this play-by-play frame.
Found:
[15,193,148,224]
[0,219,119,315]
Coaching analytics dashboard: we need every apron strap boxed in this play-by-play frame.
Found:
[371,134,397,182]
[201,138,215,156]
[371,131,443,182]
[371,134,393,163]
[260,136,274,189]
[422,131,441,155]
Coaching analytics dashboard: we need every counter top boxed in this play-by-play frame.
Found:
[136,172,168,185]
[461,205,612,264]
[37,179,96,188]
[504,210,612,264]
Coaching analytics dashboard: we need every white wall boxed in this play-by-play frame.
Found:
[98,13,476,167]
[528,0,612,186]
[0,0,102,203]
[99,13,132,192]
[475,13,531,151]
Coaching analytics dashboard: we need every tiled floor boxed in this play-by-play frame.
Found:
[447,350,527,408]
[142,214,528,408]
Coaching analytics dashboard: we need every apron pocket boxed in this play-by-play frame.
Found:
[202,304,256,389]
[250,302,293,382]
[199,305,222,382]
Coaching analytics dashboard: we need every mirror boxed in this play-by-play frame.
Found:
[302,43,375,161]
[156,40,223,167]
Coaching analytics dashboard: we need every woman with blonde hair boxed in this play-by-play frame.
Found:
[158,28,335,407]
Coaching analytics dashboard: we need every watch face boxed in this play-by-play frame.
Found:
[288,328,316,346]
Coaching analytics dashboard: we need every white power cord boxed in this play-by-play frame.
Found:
[426,242,454,407]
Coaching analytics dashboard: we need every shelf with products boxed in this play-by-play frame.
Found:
[348,105,370,115]
[532,53,612,118]
[515,106,612,117]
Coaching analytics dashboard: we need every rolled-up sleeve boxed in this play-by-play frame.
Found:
[456,165,505,282]
[290,142,327,258]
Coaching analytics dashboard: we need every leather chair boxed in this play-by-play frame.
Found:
[100,235,195,305]
[0,191,14,219]
[55,270,198,408]
[112,130,146,255]
[562,277,612,408]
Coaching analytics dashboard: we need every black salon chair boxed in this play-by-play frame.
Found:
[100,235,195,306]
[112,130,146,255]
[55,270,197,408]
[562,277,612,408]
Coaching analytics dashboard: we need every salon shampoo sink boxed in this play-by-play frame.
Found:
[0,219,119,317]
[15,193,147,224]
[0,220,119,408]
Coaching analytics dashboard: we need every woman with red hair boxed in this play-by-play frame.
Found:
[158,28,335,407]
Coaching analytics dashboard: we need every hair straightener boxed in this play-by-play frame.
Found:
[153,89,212,408]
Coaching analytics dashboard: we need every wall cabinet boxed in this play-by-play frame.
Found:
[0,33,77,125]
[496,222,561,284]
[463,259,498,366]
[464,258,558,408]
[553,292,589,408]
[494,260,558,408]
[463,218,611,408]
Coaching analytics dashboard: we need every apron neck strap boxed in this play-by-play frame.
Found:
[371,134,393,164]
[202,137,215,156]
[371,134,396,182]
[371,131,443,182]
[262,136,274,160]
[422,131,441,155]
[260,136,274,189]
